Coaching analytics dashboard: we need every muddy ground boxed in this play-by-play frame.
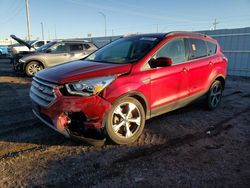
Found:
[0,59,250,188]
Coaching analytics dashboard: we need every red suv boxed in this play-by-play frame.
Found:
[30,32,227,144]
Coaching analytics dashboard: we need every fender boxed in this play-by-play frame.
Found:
[103,78,151,119]
[206,64,226,91]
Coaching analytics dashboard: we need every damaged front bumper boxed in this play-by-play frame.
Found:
[31,87,112,143]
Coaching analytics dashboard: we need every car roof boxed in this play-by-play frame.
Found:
[53,39,92,43]
[123,31,208,39]
[123,33,166,39]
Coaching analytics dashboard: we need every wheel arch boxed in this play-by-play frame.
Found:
[25,59,45,69]
[107,91,150,119]
[214,74,226,90]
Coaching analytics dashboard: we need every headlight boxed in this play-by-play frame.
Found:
[19,59,25,63]
[65,76,115,96]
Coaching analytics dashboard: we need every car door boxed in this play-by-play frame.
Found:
[148,38,189,115]
[44,42,70,67]
[68,43,87,61]
[185,38,213,95]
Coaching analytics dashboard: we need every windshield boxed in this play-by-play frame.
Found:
[36,41,57,52]
[86,36,161,64]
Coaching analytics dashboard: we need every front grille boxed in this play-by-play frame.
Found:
[30,77,58,107]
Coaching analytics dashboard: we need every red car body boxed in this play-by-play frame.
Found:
[30,32,227,144]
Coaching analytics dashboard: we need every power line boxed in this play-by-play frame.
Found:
[0,0,24,24]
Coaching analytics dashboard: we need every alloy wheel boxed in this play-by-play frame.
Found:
[27,62,42,76]
[209,81,222,109]
[111,102,141,139]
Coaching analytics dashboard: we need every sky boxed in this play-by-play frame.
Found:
[0,0,250,40]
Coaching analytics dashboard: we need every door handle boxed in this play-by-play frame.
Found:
[209,61,213,66]
[142,78,150,84]
[182,68,188,72]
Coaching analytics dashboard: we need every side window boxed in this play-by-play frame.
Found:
[188,38,207,59]
[206,41,217,55]
[69,43,84,52]
[155,38,186,64]
[83,44,91,49]
[49,42,67,53]
[34,41,45,48]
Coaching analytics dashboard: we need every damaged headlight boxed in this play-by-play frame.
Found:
[65,76,115,96]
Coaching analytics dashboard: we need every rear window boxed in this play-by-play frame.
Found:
[206,41,217,55]
[69,43,84,51]
[188,38,207,59]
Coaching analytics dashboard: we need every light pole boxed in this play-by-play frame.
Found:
[98,12,107,37]
[40,22,44,40]
[25,0,31,40]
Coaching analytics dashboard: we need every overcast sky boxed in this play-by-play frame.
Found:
[0,0,250,40]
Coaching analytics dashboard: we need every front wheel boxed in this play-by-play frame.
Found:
[25,61,43,76]
[207,80,223,110]
[105,97,145,145]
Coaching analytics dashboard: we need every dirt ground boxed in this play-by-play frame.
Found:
[0,59,250,188]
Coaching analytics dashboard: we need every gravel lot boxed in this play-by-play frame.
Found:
[0,59,250,187]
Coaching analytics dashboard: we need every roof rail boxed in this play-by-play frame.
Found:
[123,33,140,37]
[166,31,207,37]
[53,39,91,43]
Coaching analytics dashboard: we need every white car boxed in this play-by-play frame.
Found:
[8,35,50,55]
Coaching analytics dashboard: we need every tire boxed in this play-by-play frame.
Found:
[105,97,145,145]
[25,61,43,76]
[207,80,223,110]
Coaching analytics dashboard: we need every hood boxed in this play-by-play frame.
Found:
[10,35,32,49]
[36,60,132,84]
[21,52,44,60]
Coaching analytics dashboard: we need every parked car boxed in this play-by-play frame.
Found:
[0,45,8,55]
[30,32,227,145]
[8,35,50,56]
[16,40,98,76]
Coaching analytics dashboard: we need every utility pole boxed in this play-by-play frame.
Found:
[40,22,44,40]
[213,19,219,30]
[99,12,107,38]
[25,0,31,40]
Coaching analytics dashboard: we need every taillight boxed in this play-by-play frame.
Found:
[222,55,228,62]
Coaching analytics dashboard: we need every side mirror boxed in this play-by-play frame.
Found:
[151,57,173,68]
[46,49,52,53]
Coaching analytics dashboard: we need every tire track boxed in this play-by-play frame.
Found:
[113,107,250,164]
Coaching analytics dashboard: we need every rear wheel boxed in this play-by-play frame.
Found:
[207,80,223,110]
[105,97,145,145]
[25,61,43,76]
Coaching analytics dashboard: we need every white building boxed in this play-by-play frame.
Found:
[0,38,16,45]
